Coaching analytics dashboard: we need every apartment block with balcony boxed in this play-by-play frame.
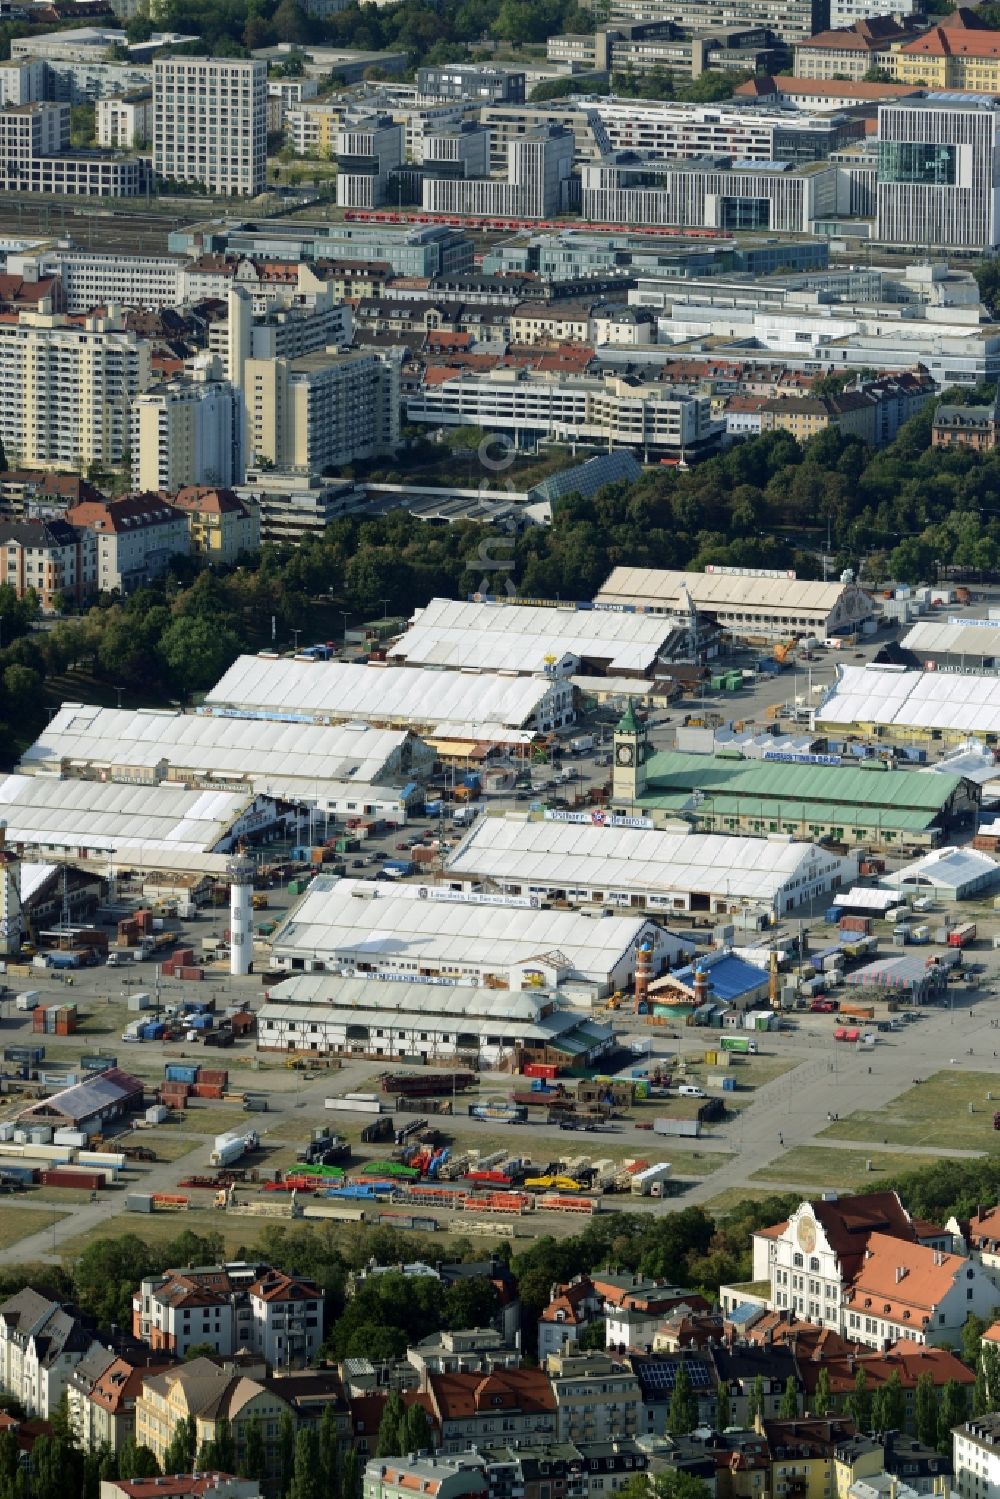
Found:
[0,309,151,471]
[153,56,267,195]
[545,1352,642,1445]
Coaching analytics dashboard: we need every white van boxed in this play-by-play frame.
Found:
[677,1083,706,1098]
[15,991,40,1011]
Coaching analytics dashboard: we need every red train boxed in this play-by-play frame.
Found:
[343,209,725,239]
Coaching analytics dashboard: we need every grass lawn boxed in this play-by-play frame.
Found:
[0,1207,68,1250]
[751,1145,947,1191]
[815,1070,1000,1153]
[701,1186,798,1216]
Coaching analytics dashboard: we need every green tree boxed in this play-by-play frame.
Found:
[69,104,95,146]
[162,1416,196,1476]
[73,1235,156,1328]
[746,1374,766,1429]
[848,1368,871,1434]
[0,1429,19,1492]
[238,1415,265,1483]
[277,1411,296,1499]
[715,1381,731,1430]
[288,1429,323,1499]
[962,1314,989,1367]
[342,1448,362,1499]
[938,1379,969,1454]
[400,1402,433,1453]
[117,1442,160,1480]
[319,1404,341,1498]
[667,1363,700,1436]
[813,1368,832,1418]
[184,1343,219,1362]
[779,1376,799,1420]
[618,1474,713,1499]
[376,1390,407,1457]
[915,1373,938,1447]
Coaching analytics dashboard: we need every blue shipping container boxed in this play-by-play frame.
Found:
[825,906,840,924]
[721,1076,736,1092]
[165,1064,199,1084]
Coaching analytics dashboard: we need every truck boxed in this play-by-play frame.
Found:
[837,1002,875,1021]
[720,1035,757,1055]
[569,735,595,754]
[948,922,977,948]
[810,998,838,1014]
[15,991,40,1011]
[210,1129,258,1168]
[452,806,477,827]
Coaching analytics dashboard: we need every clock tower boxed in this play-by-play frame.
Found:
[612,702,648,806]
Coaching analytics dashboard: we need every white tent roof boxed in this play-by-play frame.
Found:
[388,597,673,675]
[901,619,1000,657]
[20,704,412,786]
[815,665,1000,735]
[204,656,553,732]
[445,815,845,903]
[882,845,1000,893]
[266,972,554,1023]
[833,887,899,913]
[595,565,857,615]
[0,774,250,858]
[272,875,668,978]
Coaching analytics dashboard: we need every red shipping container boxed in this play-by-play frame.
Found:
[522,1062,559,1080]
[179,967,204,981]
[40,1168,105,1190]
[198,1071,228,1086]
[838,915,873,935]
[191,1082,224,1099]
[171,948,195,964]
[161,963,176,977]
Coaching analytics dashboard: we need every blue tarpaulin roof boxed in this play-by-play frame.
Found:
[670,952,769,1003]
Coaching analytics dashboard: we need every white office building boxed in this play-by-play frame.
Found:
[153,56,267,196]
[582,155,837,233]
[334,115,403,209]
[6,248,185,313]
[876,96,1000,252]
[409,368,720,457]
[423,126,575,219]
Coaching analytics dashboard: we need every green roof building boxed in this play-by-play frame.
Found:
[613,750,979,850]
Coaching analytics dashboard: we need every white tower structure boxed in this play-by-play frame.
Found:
[0,823,22,958]
[228,856,254,977]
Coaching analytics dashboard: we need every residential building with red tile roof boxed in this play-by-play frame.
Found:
[66,493,190,594]
[426,1370,557,1453]
[132,1264,323,1367]
[843,1233,998,1348]
[171,487,260,564]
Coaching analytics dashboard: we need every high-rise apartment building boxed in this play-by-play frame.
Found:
[876,96,1000,252]
[0,311,151,470]
[153,56,266,195]
[132,365,243,492]
[242,350,400,473]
